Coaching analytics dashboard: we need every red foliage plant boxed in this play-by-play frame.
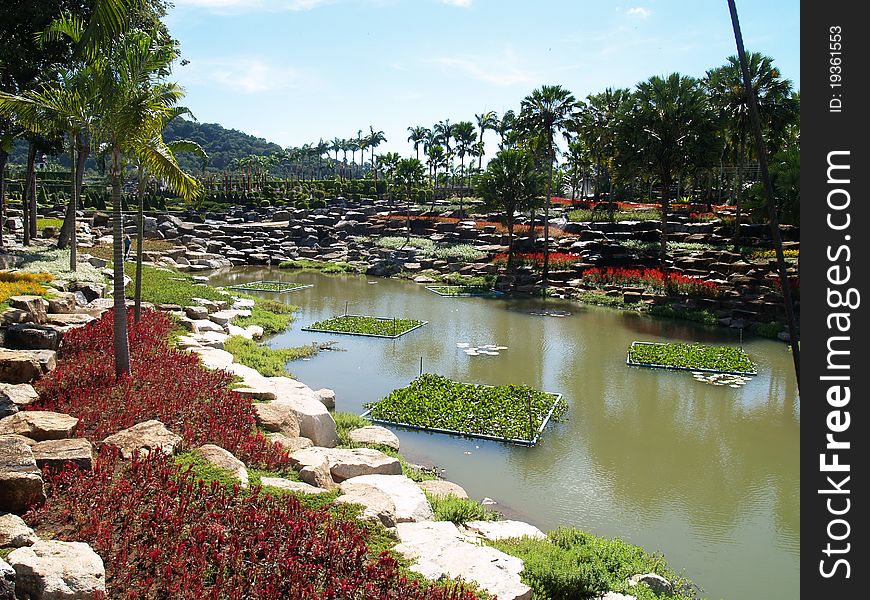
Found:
[582,267,720,298]
[34,310,289,471]
[493,252,580,270]
[28,449,478,600]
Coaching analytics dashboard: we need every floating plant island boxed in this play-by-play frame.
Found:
[302,314,427,338]
[626,341,757,375]
[226,280,312,293]
[425,285,504,297]
[363,374,566,445]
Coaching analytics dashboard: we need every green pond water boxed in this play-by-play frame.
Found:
[209,267,800,600]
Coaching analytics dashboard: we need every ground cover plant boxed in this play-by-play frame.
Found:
[426,285,500,297]
[582,267,720,298]
[491,527,701,600]
[130,265,229,306]
[305,315,425,337]
[424,493,499,525]
[231,299,297,334]
[493,252,580,271]
[36,218,65,231]
[228,280,311,293]
[224,335,318,378]
[84,239,177,262]
[372,237,486,263]
[750,248,799,261]
[12,248,106,282]
[366,374,566,443]
[0,271,52,302]
[627,341,755,374]
[568,208,660,222]
[279,259,361,274]
[27,450,481,600]
[32,309,291,471]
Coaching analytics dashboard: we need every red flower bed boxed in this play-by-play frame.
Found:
[28,450,476,599]
[34,309,289,471]
[493,252,580,270]
[582,267,720,298]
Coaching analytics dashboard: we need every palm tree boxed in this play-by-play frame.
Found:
[366,127,386,182]
[577,88,632,203]
[407,125,428,161]
[395,158,425,241]
[497,110,516,150]
[518,84,578,285]
[452,121,476,210]
[706,52,796,250]
[433,119,454,190]
[476,149,543,266]
[616,74,719,267]
[474,110,499,171]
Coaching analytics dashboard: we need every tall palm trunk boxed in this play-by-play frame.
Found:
[29,157,38,242]
[0,149,7,249]
[542,153,553,286]
[22,142,36,246]
[660,172,672,272]
[58,133,86,252]
[111,145,131,377]
[732,138,746,251]
[134,163,145,322]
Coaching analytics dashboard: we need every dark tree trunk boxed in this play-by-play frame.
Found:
[111,145,131,377]
[543,155,553,287]
[134,163,145,323]
[0,149,7,249]
[22,142,36,246]
[660,172,672,272]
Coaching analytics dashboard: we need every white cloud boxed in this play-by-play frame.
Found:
[432,50,536,87]
[180,57,314,94]
[627,7,652,18]
[440,0,473,7]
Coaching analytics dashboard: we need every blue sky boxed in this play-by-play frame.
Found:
[166,0,800,160]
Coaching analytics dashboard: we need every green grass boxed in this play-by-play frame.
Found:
[129,265,228,306]
[648,305,719,326]
[752,320,789,340]
[568,208,660,222]
[85,239,177,262]
[173,451,243,488]
[231,299,297,335]
[333,411,374,446]
[223,335,318,378]
[425,492,499,524]
[491,527,702,600]
[37,218,65,231]
[305,315,424,337]
[372,236,486,262]
[627,341,755,373]
[367,374,566,443]
[577,291,635,309]
[279,259,361,274]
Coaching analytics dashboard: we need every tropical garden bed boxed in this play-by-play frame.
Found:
[363,374,566,445]
[303,315,427,338]
[626,341,756,375]
[226,280,312,293]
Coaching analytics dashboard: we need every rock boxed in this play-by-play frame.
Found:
[191,319,224,334]
[208,310,246,326]
[69,281,105,303]
[0,384,39,410]
[395,521,532,600]
[335,482,396,528]
[44,314,94,328]
[313,388,335,409]
[184,305,209,320]
[323,448,402,482]
[1,308,31,325]
[245,325,264,339]
[0,397,15,420]
[190,347,235,370]
[8,296,47,325]
[5,323,63,351]
[629,573,673,596]
[259,477,328,495]
[463,520,546,541]
[0,556,13,600]
[0,512,37,548]
[253,403,301,437]
[193,444,248,487]
[235,387,277,401]
[0,435,45,514]
[347,426,400,451]
[299,460,337,491]
[46,293,78,315]
[31,439,94,471]
[267,433,312,452]
[417,479,468,499]
[101,420,181,459]
[270,379,339,447]
[0,349,56,384]
[7,540,106,599]
[340,474,432,522]
[0,411,79,441]
[413,275,437,284]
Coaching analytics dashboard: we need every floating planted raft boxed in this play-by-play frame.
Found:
[302,314,427,338]
[363,374,566,446]
[425,285,504,298]
[227,280,312,293]
[626,341,757,375]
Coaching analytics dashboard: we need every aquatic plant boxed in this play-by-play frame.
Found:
[627,341,755,373]
[305,315,424,337]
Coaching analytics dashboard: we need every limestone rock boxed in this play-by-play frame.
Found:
[395,521,532,600]
[254,403,301,438]
[0,556,13,600]
[0,435,45,514]
[629,573,673,596]
[417,479,468,499]
[463,520,545,541]
[0,512,37,548]
[191,319,224,334]
[347,425,400,451]
[235,387,277,401]
[0,350,56,384]
[194,444,248,487]
[7,540,106,599]
[335,482,396,528]
[190,347,235,370]
[46,293,78,315]
[44,314,94,328]
[184,306,209,320]
[259,477,328,495]
[8,296,47,325]
[270,379,339,447]
[0,411,78,441]
[101,420,181,459]
[31,439,94,471]
[4,324,62,351]
[267,433,312,452]
[299,460,337,491]
[314,388,335,409]
[340,474,432,522]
